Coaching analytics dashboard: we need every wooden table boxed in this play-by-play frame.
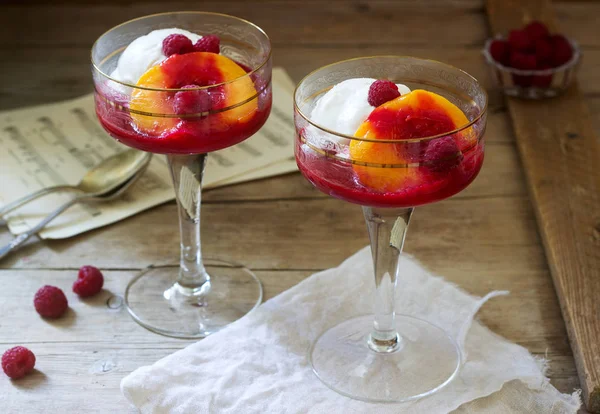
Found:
[1,1,598,412]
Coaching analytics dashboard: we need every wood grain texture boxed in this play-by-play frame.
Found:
[1,1,598,47]
[487,0,600,411]
[1,0,596,411]
[5,45,600,111]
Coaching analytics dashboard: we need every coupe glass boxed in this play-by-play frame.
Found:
[91,12,272,338]
[294,56,487,402]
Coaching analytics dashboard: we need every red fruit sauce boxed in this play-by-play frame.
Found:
[296,140,483,208]
[296,101,485,208]
[95,56,271,154]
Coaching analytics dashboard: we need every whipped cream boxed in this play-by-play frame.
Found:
[310,78,411,136]
[110,28,202,85]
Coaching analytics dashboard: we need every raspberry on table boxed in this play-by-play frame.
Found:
[73,265,104,297]
[173,85,212,116]
[489,39,510,65]
[162,34,194,56]
[368,80,401,107]
[193,35,220,54]
[424,136,463,172]
[34,285,68,318]
[2,346,36,379]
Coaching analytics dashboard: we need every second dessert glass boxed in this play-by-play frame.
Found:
[91,12,272,338]
[294,57,487,402]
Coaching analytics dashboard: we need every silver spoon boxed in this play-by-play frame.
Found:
[0,158,151,261]
[0,149,151,218]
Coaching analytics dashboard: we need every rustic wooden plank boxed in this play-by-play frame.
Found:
[486,0,600,411]
[586,97,600,137]
[2,1,597,47]
[4,44,600,112]
[0,2,486,48]
[0,195,541,270]
[0,260,575,412]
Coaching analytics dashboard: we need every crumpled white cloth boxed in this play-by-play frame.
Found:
[121,247,581,413]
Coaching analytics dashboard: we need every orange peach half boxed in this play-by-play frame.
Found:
[129,52,258,135]
[349,90,472,192]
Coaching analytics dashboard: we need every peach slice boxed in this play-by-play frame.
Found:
[349,90,472,192]
[129,52,257,135]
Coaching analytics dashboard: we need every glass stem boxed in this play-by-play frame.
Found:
[362,206,413,353]
[167,153,210,291]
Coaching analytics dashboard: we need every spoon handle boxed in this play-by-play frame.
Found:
[0,196,81,261]
[0,185,74,218]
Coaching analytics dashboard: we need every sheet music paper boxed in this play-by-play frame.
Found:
[0,68,297,239]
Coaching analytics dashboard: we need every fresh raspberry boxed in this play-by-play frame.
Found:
[162,34,194,57]
[532,64,553,88]
[489,39,510,65]
[368,80,401,107]
[550,35,573,67]
[34,285,68,318]
[508,29,533,52]
[534,38,553,65]
[509,51,537,70]
[173,85,212,116]
[73,265,104,297]
[2,346,35,379]
[524,21,550,41]
[424,136,463,172]
[193,35,220,54]
[510,51,536,87]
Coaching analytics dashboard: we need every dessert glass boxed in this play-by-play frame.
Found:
[294,57,487,402]
[92,12,272,338]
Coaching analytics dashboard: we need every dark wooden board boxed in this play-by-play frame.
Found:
[486,0,600,411]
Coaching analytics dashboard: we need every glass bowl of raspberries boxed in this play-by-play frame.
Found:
[483,21,580,99]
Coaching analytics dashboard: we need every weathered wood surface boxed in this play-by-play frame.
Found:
[487,0,600,411]
[0,0,597,412]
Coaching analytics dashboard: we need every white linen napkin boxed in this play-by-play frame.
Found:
[121,247,581,413]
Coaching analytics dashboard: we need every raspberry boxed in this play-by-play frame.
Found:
[368,80,401,107]
[424,136,463,172]
[2,346,35,379]
[34,285,68,318]
[534,38,553,65]
[193,35,220,54]
[73,265,104,297]
[162,34,194,57]
[509,51,536,87]
[510,51,537,70]
[173,85,212,116]
[508,29,533,52]
[550,35,573,67]
[489,39,510,65]
[524,21,549,41]
[532,64,553,88]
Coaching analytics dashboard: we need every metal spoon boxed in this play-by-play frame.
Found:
[0,149,152,218]
[0,157,151,261]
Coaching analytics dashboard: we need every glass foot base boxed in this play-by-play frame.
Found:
[310,315,461,403]
[124,258,263,339]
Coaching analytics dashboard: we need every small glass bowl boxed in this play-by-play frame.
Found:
[482,37,581,99]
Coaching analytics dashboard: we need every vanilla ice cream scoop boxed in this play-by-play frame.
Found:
[110,28,202,85]
[310,78,411,136]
